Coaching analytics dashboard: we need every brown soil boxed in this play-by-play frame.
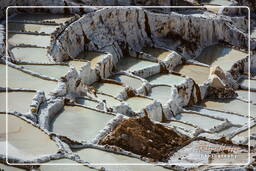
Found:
[99,116,189,161]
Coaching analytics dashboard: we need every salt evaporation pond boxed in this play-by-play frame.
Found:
[0,64,57,95]
[125,96,154,112]
[0,114,59,161]
[117,56,157,72]
[201,99,256,118]
[8,33,51,47]
[175,64,210,85]
[93,82,125,97]
[75,148,170,171]
[96,93,122,107]
[196,45,247,71]
[148,85,173,104]
[19,64,70,79]
[8,23,59,34]
[50,106,114,142]
[146,73,186,86]
[142,47,172,60]
[75,97,99,109]
[40,159,94,171]
[112,74,143,89]
[176,112,224,131]
[11,47,52,63]
[0,91,35,114]
[11,13,73,24]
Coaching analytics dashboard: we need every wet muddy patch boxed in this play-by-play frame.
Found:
[99,116,189,161]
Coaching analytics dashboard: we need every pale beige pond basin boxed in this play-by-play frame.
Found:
[200,99,256,118]
[142,47,172,60]
[125,96,153,112]
[117,56,157,72]
[76,98,99,108]
[236,90,256,103]
[11,13,73,24]
[205,5,220,13]
[146,73,186,86]
[50,106,114,141]
[0,163,25,171]
[0,64,57,96]
[8,23,59,34]
[0,114,59,160]
[148,85,173,104]
[68,60,88,71]
[8,33,51,47]
[176,112,224,130]
[96,93,121,107]
[175,64,210,85]
[11,47,52,63]
[40,159,94,171]
[0,91,35,114]
[93,82,125,97]
[77,51,106,69]
[19,64,70,79]
[169,140,248,165]
[75,148,170,171]
[196,45,247,71]
[112,74,143,89]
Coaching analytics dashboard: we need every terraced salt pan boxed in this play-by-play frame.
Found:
[0,91,35,114]
[142,47,172,60]
[200,99,256,118]
[77,51,106,69]
[0,163,25,171]
[8,23,59,34]
[11,47,52,63]
[40,159,95,171]
[0,114,59,160]
[0,64,57,95]
[96,94,121,107]
[217,126,240,136]
[117,56,157,72]
[196,45,247,71]
[146,73,186,86]
[236,90,256,103]
[148,85,173,104]
[93,82,125,97]
[188,107,248,126]
[75,148,170,171]
[112,74,143,89]
[168,140,247,165]
[11,13,73,24]
[8,33,51,47]
[176,112,224,130]
[50,106,114,142]
[19,64,70,79]
[76,98,99,109]
[125,96,154,112]
[175,64,210,85]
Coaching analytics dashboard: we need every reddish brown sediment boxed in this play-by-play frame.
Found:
[99,116,189,161]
